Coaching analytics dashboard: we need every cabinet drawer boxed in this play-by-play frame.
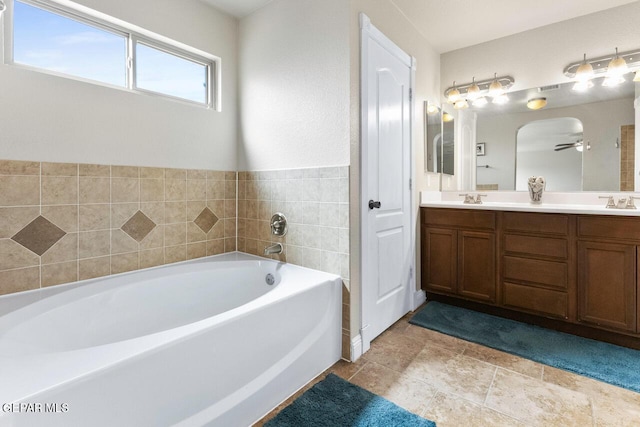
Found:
[503,212,569,235]
[423,208,495,230]
[503,256,568,289]
[578,216,640,241]
[503,282,568,318]
[504,234,568,259]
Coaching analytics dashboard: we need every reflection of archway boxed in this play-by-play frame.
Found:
[515,117,583,191]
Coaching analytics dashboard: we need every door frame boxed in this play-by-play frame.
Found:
[358,13,417,358]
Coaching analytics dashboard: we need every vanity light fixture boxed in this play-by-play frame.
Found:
[466,77,481,101]
[453,99,469,110]
[526,97,547,110]
[606,48,629,77]
[442,112,454,122]
[574,54,594,82]
[572,53,595,91]
[488,73,506,98]
[634,70,640,82]
[443,74,514,107]
[564,48,640,90]
[603,48,627,87]
[447,82,462,103]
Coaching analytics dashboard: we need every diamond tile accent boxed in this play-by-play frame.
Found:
[121,211,156,242]
[194,207,218,233]
[12,216,66,256]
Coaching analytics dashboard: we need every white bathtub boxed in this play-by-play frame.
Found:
[0,252,342,426]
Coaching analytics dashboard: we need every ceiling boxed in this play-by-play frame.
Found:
[201,0,638,53]
[200,0,272,18]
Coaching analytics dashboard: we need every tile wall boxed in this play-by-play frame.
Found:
[236,167,351,358]
[620,124,635,191]
[0,160,351,359]
[0,160,236,296]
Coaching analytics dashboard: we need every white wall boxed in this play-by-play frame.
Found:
[0,0,238,170]
[476,98,635,190]
[441,2,640,93]
[237,0,350,170]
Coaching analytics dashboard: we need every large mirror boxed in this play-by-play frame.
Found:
[468,76,636,191]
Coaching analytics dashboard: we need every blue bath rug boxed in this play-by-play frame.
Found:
[264,373,436,427]
[410,301,640,393]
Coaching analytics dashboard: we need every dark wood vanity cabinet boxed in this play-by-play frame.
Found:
[420,207,640,347]
[500,212,574,320]
[577,241,636,332]
[576,216,639,333]
[421,209,496,303]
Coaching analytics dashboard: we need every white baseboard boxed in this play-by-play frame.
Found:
[350,334,363,361]
[412,290,426,310]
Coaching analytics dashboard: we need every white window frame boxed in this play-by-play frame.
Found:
[1,0,220,110]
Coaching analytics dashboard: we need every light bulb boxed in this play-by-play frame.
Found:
[492,94,509,105]
[572,80,594,92]
[453,99,468,110]
[466,77,481,101]
[472,96,488,107]
[603,75,625,87]
[606,47,628,77]
[575,53,594,83]
[426,104,440,115]
[447,81,462,103]
[488,73,504,98]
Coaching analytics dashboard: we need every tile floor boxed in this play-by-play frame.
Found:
[255,308,640,426]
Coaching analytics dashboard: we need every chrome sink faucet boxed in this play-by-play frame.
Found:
[459,193,487,204]
[599,195,636,209]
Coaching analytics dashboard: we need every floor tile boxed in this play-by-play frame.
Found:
[543,365,640,427]
[327,358,367,380]
[401,324,469,354]
[362,330,425,372]
[463,341,544,379]
[423,392,525,427]
[403,345,496,404]
[486,368,593,426]
[350,361,437,415]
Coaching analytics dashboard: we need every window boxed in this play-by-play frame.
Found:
[135,41,208,105]
[6,0,217,108]
[13,1,127,87]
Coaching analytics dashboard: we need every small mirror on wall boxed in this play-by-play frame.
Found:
[425,101,442,173]
[441,106,455,176]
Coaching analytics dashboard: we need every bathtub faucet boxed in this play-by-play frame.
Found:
[264,243,283,255]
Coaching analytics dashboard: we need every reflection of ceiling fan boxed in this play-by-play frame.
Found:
[554,140,583,152]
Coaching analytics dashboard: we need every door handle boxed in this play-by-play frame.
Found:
[368,200,381,209]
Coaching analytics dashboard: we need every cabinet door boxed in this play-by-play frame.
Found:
[578,241,636,332]
[422,226,457,293]
[458,231,496,302]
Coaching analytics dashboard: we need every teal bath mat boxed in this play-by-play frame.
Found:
[265,373,436,427]
[410,302,640,393]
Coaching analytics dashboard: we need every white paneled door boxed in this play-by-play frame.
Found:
[360,14,413,354]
